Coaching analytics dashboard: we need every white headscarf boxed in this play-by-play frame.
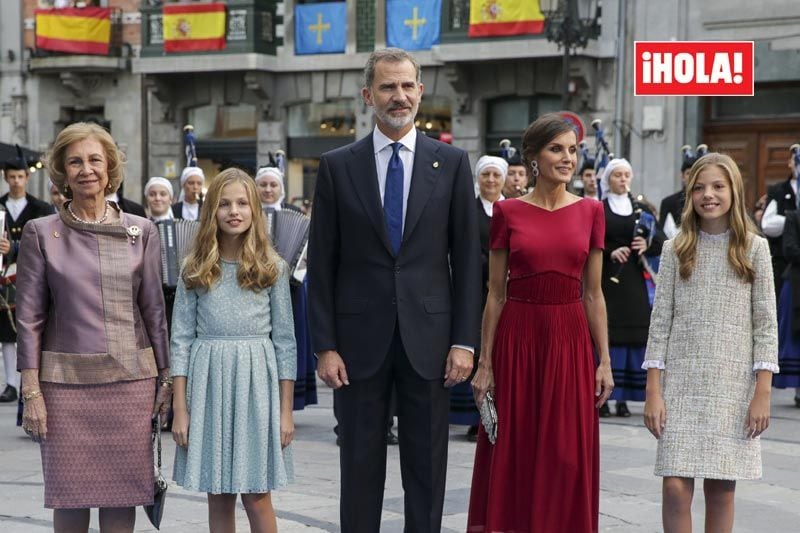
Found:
[178,166,205,202]
[255,166,286,208]
[599,158,633,195]
[144,176,174,198]
[144,177,174,220]
[600,158,634,215]
[473,155,508,198]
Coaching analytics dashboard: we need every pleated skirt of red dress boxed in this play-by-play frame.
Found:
[467,273,599,533]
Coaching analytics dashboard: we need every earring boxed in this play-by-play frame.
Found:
[530,160,539,178]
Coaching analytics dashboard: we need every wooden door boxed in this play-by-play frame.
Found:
[703,131,759,208]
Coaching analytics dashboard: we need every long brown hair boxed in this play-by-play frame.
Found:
[673,153,757,282]
[181,168,280,292]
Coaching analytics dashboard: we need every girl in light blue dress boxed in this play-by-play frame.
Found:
[170,168,296,532]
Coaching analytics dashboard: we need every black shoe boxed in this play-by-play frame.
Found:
[466,425,479,442]
[599,402,611,417]
[387,428,399,445]
[794,396,800,408]
[616,402,631,417]
[335,435,340,447]
[0,385,17,403]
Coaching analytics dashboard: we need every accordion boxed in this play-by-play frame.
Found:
[263,208,310,285]
[156,219,200,288]
[155,208,310,288]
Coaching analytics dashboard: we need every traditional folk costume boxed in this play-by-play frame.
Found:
[761,174,797,300]
[599,160,665,407]
[0,156,54,406]
[450,156,507,430]
[172,166,205,221]
[775,209,800,399]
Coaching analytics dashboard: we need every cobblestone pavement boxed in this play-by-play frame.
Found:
[1,385,799,532]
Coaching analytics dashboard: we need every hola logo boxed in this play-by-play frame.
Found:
[634,41,754,96]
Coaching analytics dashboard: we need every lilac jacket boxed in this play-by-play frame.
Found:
[16,209,169,384]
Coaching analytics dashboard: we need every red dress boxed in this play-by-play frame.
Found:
[467,198,605,533]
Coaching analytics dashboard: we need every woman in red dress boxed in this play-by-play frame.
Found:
[469,114,614,533]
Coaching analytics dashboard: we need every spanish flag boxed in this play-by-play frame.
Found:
[163,3,227,53]
[468,0,545,38]
[35,7,111,55]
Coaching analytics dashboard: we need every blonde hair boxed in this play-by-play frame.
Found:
[673,152,757,282]
[181,168,280,292]
[46,122,125,198]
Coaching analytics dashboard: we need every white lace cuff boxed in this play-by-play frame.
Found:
[641,360,666,370]
[753,362,779,373]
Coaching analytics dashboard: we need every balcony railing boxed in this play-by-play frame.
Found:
[140,0,280,58]
[31,8,125,59]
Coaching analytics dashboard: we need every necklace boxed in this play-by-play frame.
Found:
[68,200,110,225]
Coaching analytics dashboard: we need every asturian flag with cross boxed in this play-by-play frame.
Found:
[295,2,347,55]
[386,0,441,51]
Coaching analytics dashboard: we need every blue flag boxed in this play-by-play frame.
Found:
[295,2,347,55]
[386,0,441,51]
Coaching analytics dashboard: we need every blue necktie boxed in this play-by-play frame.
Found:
[384,142,404,255]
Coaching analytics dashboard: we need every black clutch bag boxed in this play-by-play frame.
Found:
[144,414,168,530]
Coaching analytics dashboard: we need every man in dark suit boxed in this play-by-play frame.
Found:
[0,157,54,402]
[762,155,799,300]
[308,48,481,533]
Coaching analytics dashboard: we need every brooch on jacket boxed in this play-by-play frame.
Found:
[126,225,142,245]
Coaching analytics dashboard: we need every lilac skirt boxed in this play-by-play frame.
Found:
[40,378,155,509]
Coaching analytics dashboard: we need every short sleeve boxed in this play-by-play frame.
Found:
[590,201,605,250]
[489,200,510,249]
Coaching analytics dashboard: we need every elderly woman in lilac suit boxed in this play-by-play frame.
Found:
[16,122,171,532]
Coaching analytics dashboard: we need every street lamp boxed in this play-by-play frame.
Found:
[539,0,601,109]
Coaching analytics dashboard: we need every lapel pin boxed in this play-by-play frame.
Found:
[786,193,792,200]
[433,161,440,169]
[53,231,60,238]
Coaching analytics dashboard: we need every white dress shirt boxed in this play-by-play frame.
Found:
[761,179,797,238]
[373,126,416,232]
[182,201,200,221]
[5,196,27,221]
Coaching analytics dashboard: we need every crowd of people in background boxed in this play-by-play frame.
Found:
[0,46,795,533]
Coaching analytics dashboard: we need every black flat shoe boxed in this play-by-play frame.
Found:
[616,402,631,417]
[794,396,800,408]
[466,425,479,442]
[387,428,399,445]
[0,385,17,403]
[599,402,611,417]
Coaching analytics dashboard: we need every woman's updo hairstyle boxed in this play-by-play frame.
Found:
[521,113,577,181]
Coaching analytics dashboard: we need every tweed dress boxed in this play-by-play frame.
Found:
[644,232,779,479]
[171,260,296,493]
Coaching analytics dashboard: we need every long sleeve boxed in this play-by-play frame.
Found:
[307,155,340,354]
[15,221,50,370]
[137,221,170,369]
[447,150,482,349]
[643,239,677,369]
[170,278,198,377]
[270,262,297,381]
[783,211,800,263]
[751,236,779,372]
[761,199,785,238]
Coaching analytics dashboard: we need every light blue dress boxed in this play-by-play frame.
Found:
[171,259,297,493]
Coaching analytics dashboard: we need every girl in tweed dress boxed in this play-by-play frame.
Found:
[643,153,779,533]
[171,169,297,532]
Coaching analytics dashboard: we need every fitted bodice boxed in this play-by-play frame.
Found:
[490,198,606,293]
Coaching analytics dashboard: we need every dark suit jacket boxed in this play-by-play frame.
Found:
[308,131,481,381]
[0,193,55,261]
[658,189,685,229]
[117,196,146,218]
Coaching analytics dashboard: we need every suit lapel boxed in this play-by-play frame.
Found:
[345,136,394,256]
[404,133,442,242]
